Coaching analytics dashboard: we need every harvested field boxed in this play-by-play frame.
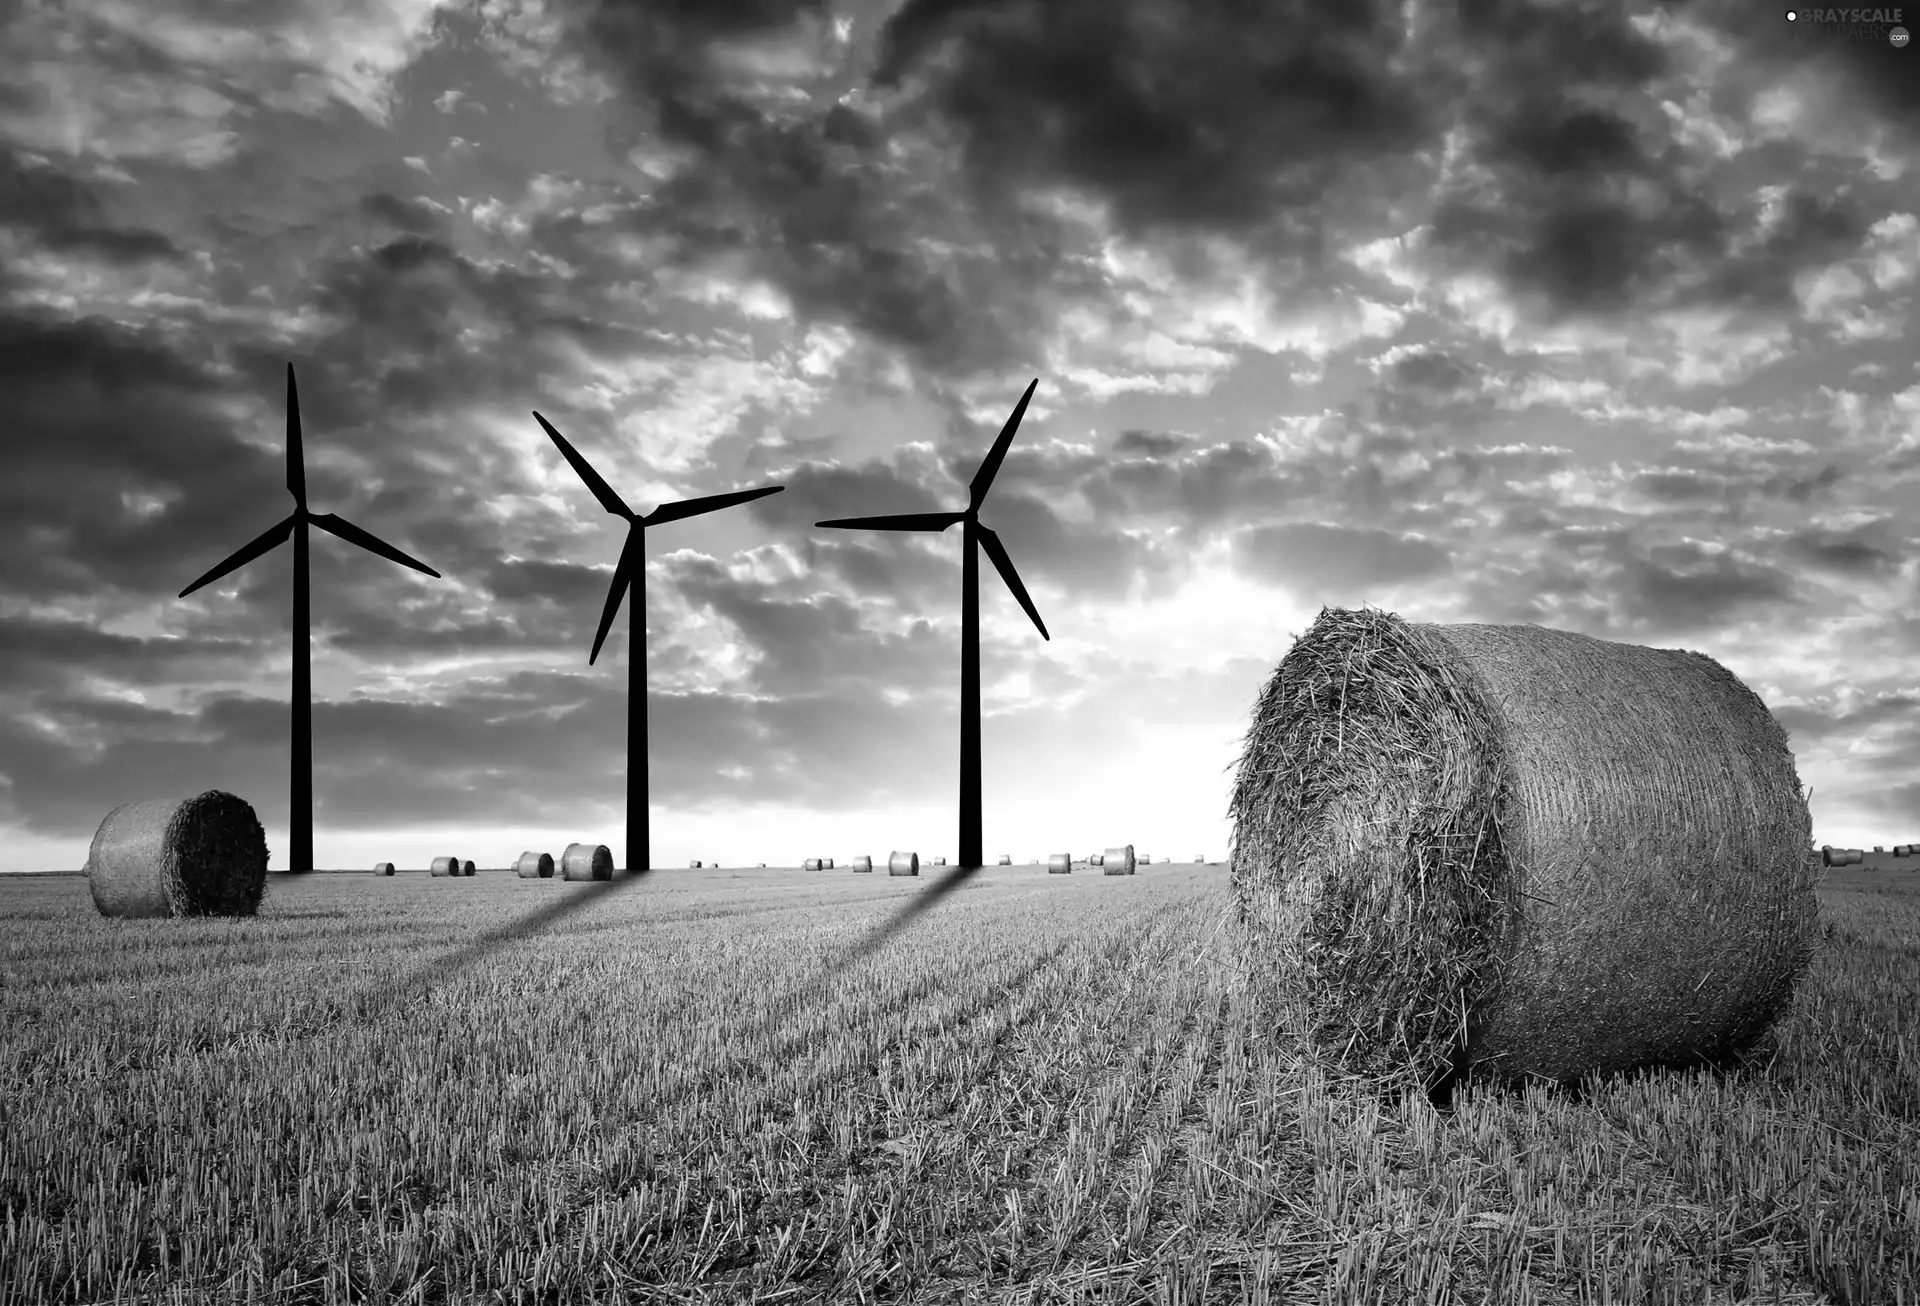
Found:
[0,861,1909,1304]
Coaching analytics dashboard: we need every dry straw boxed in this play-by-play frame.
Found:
[373,861,395,876]
[1089,852,1104,867]
[429,856,460,878]
[515,850,555,879]
[1103,844,1136,875]
[888,850,919,876]
[997,854,1012,865]
[1823,847,1863,867]
[690,860,703,868]
[1195,855,1206,863]
[824,857,835,869]
[933,856,948,866]
[461,859,476,876]
[803,857,824,872]
[1229,606,1820,1095]
[852,855,873,872]
[1047,853,1072,874]
[86,791,268,919]
[561,842,613,881]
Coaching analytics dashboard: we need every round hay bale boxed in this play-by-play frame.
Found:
[461,859,476,876]
[1874,845,1884,853]
[86,791,268,919]
[997,853,1012,865]
[933,856,948,866]
[803,857,824,872]
[824,857,835,869]
[1089,852,1104,867]
[1103,844,1136,875]
[1138,854,1151,865]
[757,862,767,868]
[373,861,395,876]
[690,860,703,868]
[852,855,873,872]
[1047,853,1072,874]
[1195,854,1206,863]
[430,856,460,878]
[888,850,919,876]
[1229,606,1820,1094]
[1821,846,1864,868]
[561,842,613,881]
[515,851,555,879]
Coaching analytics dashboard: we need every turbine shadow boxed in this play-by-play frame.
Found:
[344,870,653,1020]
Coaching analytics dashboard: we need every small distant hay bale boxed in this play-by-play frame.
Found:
[373,861,395,876]
[802,857,824,871]
[430,856,460,878]
[461,859,476,876]
[1195,854,1206,864]
[933,856,948,866]
[561,843,613,881]
[515,851,555,879]
[757,862,766,868]
[1138,854,1151,865]
[1821,847,1863,868]
[888,850,919,876]
[997,853,1012,865]
[1048,853,1072,874]
[1229,606,1820,1095]
[690,860,703,868]
[1874,845,1885,853]
[86,790,268,919]
[1895,845,1911,858]
[824,857,835,869]
[852,855,873,872]
[1103,845,1136,875]
[1089,852,1104,867]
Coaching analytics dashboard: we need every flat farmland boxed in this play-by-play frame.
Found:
[1,862,1915,1305]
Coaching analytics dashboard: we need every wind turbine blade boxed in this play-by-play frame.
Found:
[589,528,641,666]
[645,483,783,527]
[968,378,1038,511]
[309,513,442,578]
[814,511,965,531]
[286,363,307,509]
[178,514,299,597]
[532,412,634,520]
[978,526,1049,640]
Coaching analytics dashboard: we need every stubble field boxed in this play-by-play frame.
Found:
[1,861,1915,1305]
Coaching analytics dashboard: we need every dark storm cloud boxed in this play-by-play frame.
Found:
[1615,542,1801,631]
[358,191,446,236]
[1113,429,1188,458]
[0,615,258,695]
[0,145,180,267]
[1782,527,1904,580]
[1774,695,1920,748]
[1389,350,1477,395]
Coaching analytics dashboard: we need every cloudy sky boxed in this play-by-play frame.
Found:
[1,0,1914,874]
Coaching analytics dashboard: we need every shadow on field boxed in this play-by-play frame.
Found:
[344,863,1000,1023]
[345,870,655,1019]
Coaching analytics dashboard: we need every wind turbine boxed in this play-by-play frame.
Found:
[180,363,442,874]
[532,411,784,876]
[816,379,1048,871]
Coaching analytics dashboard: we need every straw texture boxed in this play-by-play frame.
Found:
[1048,853,1072,874]
[86,791,268,919]
[561,843,613,881]
[1103,845,1136,876]
[373,861,395,876]
[1229,606,1820,1095]
[888,850,919,876]
[429,856,460,878]
[515,851,555,879]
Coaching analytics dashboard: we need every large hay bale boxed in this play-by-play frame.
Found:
[86,791,269,919]
[1229,606,1820,1094]
[373,861,395,876]
[1821,847,1863,868]
[430,856,460,878]
[515,851,555,879]
[460,859,476,876]
[561,843,613,881]
[824,857,835,869]
[1103,845,1136,875]
[888,850,919,876]
[852,855,873,872]
[803,857,824,872]
[1047,853,1072,874]
[997,854,1012,865]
